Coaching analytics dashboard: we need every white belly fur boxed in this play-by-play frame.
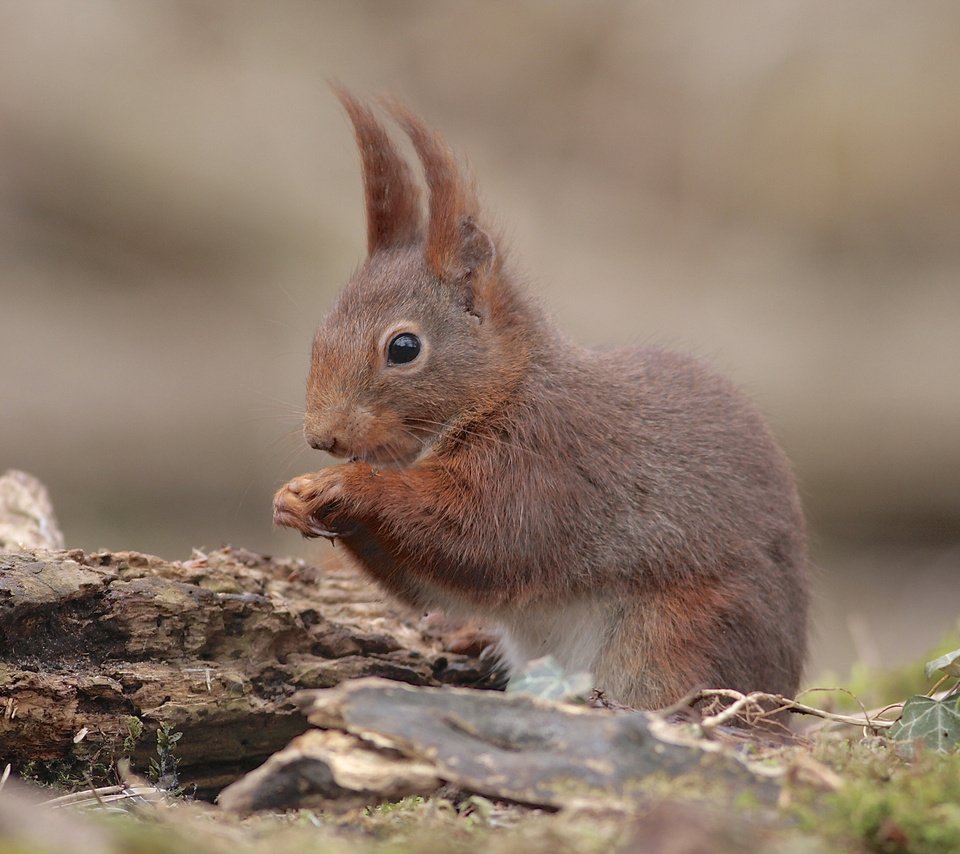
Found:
[494,596,613,679]
[401,576,613,682]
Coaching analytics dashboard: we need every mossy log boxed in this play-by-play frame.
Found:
[0,547,492,796]
[218,677,783,813]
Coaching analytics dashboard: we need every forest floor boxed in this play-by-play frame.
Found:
[4,723,960,854]
[2,473,959,853]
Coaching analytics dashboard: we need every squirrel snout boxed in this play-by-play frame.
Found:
[305,433,338,453]
[304,404,376,457]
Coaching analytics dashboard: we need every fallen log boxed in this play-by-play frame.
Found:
[218,677,784,813]
[0,546,494,796]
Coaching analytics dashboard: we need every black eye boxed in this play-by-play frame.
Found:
[387,333,421,365]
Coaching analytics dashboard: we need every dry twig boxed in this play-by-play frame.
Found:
[679,689,898,731]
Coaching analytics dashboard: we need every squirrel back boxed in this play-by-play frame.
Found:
[274,89,810,708]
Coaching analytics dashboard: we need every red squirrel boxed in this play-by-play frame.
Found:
[273,88,810,709]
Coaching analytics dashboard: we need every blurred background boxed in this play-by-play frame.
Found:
[1,1,957,681]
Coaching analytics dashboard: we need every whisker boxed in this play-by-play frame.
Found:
[237,413,306,428]
[248,392,306,410]
[405,416,546,461]
[231,425,318,522]
[395,424,424,443]
[244,404,306,419]
[266,427,308,452]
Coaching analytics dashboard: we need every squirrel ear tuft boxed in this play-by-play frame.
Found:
[382,99,496,282]
[332,84,422,255]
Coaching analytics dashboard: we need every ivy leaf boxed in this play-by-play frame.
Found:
[889,695,960,754]
[506,656,593,702]
[924,647,960,680]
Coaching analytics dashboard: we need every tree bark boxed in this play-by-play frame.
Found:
[218,677,781,813]
[0,546,493,796]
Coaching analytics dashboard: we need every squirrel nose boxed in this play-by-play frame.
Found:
[306,434,337,453]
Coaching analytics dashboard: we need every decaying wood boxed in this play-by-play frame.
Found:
[0,546,493,795]
[0,470,64,552]
[217,728,442,812]
[219,677,783,813]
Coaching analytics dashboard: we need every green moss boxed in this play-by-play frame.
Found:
[794,742,960,853]
[364,795,427,816]
[13,718,180,794]
[733,789,762,810]
[15,751,114,791]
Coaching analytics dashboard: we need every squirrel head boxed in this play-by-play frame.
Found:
[303,88,531,466]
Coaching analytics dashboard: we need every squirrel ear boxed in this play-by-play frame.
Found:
[451,215,496,280]
[332,84,422,255]
[383,100,496,282]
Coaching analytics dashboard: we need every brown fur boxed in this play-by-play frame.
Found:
[274,91,810,708]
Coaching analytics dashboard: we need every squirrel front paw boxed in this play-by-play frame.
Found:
[273,468,360,540]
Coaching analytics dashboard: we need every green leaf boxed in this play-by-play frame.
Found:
[925,647,960,680]
[889,695,960,754]
[506,655,593,702]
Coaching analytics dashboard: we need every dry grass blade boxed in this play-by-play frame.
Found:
[42,784,169,811]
